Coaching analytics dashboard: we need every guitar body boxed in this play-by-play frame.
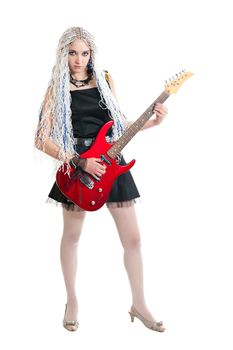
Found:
[56,121,136,211]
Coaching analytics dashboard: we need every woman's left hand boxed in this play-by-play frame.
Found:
[153,103,168,125]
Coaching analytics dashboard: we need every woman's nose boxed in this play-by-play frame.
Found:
[75,55,82,63]
[75,59,81,64]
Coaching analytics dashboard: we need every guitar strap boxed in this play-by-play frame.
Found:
[104,70,111,89]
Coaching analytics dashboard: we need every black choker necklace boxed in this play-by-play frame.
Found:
[70,73,93,88]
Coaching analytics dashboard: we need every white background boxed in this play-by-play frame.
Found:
[0,0,232,349]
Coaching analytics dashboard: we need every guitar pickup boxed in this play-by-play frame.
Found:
[100,154,112,165]
[80,174,94,189]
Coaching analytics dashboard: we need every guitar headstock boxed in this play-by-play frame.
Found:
[165,70,193,94]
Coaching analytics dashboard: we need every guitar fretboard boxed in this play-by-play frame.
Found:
[107,90,170,159]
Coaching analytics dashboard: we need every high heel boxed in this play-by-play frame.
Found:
[128,306,165,332]
[63,304,79,332]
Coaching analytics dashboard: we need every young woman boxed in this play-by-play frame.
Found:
[35,26,168,332]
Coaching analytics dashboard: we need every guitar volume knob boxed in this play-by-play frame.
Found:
[98,188,103,192]
[90,201,95,206]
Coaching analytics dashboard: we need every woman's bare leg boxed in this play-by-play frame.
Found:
[108,205,160,323]
[60,208,86,330]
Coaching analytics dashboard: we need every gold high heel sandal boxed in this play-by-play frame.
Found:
[128,306,165,332]
[63,304,79,332]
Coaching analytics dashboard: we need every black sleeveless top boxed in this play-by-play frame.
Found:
[70,87,112,138]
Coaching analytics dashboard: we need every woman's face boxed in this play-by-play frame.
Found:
[68,38,91,76]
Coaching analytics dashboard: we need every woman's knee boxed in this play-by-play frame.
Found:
[123,234,141,251]
[108,206,142,250]
[62,229,81,245]
[62,209,86,244]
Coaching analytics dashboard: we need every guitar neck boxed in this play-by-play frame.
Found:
[107,90,170,159]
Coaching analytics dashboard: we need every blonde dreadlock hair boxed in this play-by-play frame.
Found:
[35,26,127,162]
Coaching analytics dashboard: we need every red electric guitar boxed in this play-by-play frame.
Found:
[56,71,193,211]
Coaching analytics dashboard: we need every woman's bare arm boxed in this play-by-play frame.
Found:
[108,75,168,131]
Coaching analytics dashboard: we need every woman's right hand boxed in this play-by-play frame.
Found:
[84,158,106,180]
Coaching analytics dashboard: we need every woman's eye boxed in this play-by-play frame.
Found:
[69,51,89,56]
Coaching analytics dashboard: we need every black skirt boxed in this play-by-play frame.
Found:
[48,143,140,210]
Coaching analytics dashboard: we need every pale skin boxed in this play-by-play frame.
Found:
[40,38,168,330]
